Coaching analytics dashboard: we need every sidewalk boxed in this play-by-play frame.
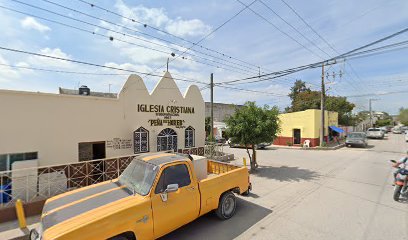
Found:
[269,143,345,150]
[0,215,40,240]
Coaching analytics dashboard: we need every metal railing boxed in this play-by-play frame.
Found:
[204,142,225,159]
[0,155,135,209]
[0,147,207,209]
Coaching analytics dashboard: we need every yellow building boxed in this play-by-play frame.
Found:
[273,109,339,147]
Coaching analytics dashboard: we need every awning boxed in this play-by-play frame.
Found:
[329,126,344,133]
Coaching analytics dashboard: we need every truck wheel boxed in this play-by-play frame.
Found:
[393,185,402,201]
[215,191,236,220]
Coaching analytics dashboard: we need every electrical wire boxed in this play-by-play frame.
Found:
[259,0,332,59]
[278,0,366,92]
[0,63,129,75]
[0,46,208,85]
[36,0,262,74]
[7,1,259,76]
[235,0,325,60]
[219,28,408,85]
[76,0,262,69]
[159,0,259,76]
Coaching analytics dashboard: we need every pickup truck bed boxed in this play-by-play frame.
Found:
[198,160,249,216]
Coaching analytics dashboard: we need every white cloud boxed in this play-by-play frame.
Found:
[0,55,20,83]
[115,0,211,37]
[20,17,51,33]
[165,18,211,37]
[27,48,73,68]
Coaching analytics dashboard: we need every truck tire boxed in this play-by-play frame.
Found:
[215,191,236,220]
[393,185,402,201]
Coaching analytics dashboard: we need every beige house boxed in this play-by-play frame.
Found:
[0,72,205,170]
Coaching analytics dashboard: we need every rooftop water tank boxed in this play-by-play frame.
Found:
[79,85,90,96]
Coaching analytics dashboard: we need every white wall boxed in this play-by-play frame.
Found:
[0,72,205,168]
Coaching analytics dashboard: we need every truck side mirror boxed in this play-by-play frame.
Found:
[160,184,179,202]
[166,184,179,193]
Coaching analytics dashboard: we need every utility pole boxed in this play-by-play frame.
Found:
[369,98,379,127]
[320,63,325,146]
[210,73,214,142]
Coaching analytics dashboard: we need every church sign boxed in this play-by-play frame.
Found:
[137,104,195,114]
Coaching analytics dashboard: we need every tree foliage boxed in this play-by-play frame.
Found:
[398,108,408,126]
[225,101,280,170]
[376,119,392,127]
[286,80,356,126]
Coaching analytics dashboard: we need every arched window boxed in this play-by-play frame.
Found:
[157,128,177,152]
[185,126,195,148]
[134,127,149,153]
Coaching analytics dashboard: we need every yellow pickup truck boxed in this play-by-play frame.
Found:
[30,153,251,240]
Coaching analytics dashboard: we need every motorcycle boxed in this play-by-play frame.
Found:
[390,160,408,201]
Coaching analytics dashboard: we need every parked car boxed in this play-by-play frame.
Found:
[393,127,403,134]
[30,153,251,240]
[405,131,408,142]
[366,128,384,139]
[227,138,270,149]
[215,136,226,144]
[346,132,368,147]
[380,127,388,134]
[256,142,272,149]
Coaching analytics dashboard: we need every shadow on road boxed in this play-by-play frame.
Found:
[159,198,272,240]
[252,165,320,182]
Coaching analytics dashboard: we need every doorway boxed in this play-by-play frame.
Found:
[78,141,106,161]
[293,129,301,145]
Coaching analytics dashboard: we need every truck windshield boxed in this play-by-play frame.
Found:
[119,159,159,196]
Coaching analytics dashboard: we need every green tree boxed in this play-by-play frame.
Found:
[286,80,310,112]
[287,80,356,125]
[376,119,392,127]
[398,108,408,125]
[225,101,280,170]
[291,91,320,112]
[325,96,356,125]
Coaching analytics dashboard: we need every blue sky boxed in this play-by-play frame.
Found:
[0,0,407,114]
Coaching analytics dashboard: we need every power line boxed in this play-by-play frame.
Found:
[161,0,259,75]
[258,0,332,58]
[7,1,259,76]
[215,84,288,97]
[219,27,408,85]
[235,0,325,60]
[76,0,262,69]
[0,63,128,75]
[345,89,408,98]
[278,0,364,92]
[0,46,208,85]
[36,0,262,74]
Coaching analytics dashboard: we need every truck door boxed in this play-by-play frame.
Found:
[151,162,199,238]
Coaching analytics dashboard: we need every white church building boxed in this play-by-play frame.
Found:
[0,72,205,171]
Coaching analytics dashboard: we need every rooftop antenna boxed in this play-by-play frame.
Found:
[166,58,169,72]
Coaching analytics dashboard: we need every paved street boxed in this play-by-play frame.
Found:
[162,133,408,240]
